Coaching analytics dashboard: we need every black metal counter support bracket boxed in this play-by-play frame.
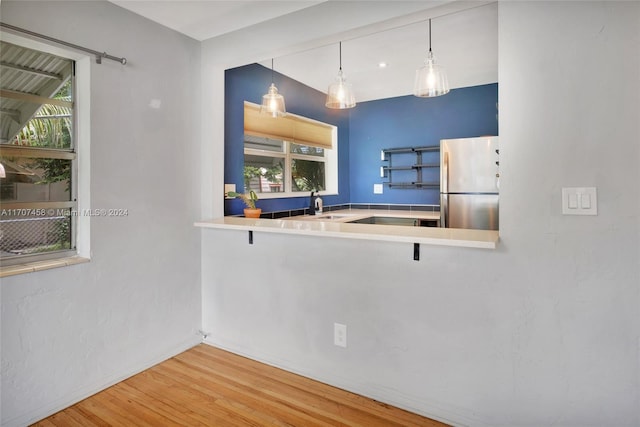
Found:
[248,230,253,245]
[413,243,420,261]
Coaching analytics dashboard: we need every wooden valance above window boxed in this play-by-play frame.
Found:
[244,102,335,150]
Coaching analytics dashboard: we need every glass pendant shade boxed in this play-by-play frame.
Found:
[326,70,356,109]
[413,18,450,98]
[326,42,356,109]
[261,59,286,118]
[260,83,286,117]
[413,50,450,97]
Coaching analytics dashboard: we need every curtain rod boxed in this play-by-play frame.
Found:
[0,22,127,65]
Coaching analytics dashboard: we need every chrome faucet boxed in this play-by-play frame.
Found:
[309,191,316,215]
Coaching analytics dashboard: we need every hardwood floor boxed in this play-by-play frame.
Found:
[33,344,448,426]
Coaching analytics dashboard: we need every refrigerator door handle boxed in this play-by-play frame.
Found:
[440,150,449,228]
[442,151,449,194]
[441,194,448,228]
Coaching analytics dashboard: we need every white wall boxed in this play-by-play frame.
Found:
[0,2,202,426]
[1,1,637,426]
[201,2,639,426]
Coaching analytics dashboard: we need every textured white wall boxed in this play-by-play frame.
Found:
[201,2,639,426]
[0,2,202,426]
[1,1,637,426]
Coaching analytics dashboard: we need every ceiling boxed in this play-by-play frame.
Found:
[110,1,325,41]
[110,1,498,102]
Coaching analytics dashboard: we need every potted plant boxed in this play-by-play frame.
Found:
[227,190,261,218]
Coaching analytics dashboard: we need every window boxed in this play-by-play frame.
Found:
[0,40,87,267]
[243,102,337,198]
[244,136,328,193]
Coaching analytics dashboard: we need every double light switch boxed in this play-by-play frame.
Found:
[562,187,597,215]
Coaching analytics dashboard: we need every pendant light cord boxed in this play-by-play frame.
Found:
[339,42,343,71]
[428,19,433,54]
[271,58,274,83]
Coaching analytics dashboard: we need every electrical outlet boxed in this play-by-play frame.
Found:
[334,323,347,348]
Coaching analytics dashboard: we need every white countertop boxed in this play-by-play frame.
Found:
[195,209,499,249]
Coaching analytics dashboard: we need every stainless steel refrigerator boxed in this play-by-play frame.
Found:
[440,136,499,230]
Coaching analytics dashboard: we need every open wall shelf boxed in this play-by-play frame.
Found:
[381,146,440,189]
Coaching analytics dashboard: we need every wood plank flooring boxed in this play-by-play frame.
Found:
[33,344,448,426]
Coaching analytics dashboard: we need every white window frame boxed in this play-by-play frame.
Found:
[243,127,338,200]
[0,33,91,268]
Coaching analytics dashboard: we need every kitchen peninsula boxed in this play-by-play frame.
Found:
[195,208,499,249]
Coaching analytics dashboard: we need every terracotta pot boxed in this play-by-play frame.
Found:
[244,208,262,218]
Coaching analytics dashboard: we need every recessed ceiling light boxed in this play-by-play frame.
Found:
[378,62,388,68]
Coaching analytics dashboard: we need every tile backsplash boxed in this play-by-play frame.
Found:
[254,203,440,219]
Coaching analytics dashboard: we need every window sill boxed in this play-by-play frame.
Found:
[0,256,90,278]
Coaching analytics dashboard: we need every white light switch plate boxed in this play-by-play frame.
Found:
[224,183,236,199]
[373,184,383,194]
[562,187,597,215]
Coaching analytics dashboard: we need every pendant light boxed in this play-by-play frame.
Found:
[413,19,450,98]
[326,42,356,109]
[260,59,286,117]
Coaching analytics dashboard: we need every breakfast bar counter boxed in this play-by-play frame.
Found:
[195,209,499,249]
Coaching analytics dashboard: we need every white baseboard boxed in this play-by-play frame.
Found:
[3,336,201,427]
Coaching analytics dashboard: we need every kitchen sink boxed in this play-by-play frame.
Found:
[347,216,439,227]
[314,214,351,220]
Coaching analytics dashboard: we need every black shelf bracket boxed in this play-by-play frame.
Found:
[248,230,253,245]
[413,243,420,261]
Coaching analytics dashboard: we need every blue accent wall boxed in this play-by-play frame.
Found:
[224,63,351,215]
[224,64,497,213]
[349,84,498,205]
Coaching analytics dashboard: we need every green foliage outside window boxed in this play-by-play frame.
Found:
[1,80,74,253]
[292,159,324,192]
[14,80,72,150]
